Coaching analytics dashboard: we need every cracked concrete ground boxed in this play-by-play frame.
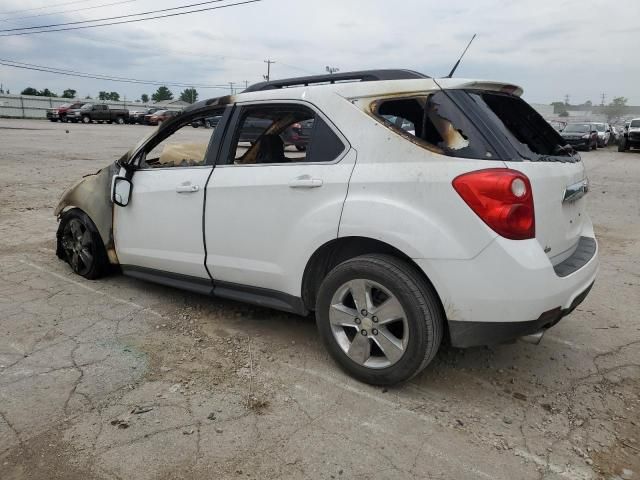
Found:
[1,118,638,479]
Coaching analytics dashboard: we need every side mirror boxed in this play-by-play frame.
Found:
[112,176,132,207]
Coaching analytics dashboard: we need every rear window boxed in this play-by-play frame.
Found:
[631,120,640,128]
[373,92,496,160]
[468,92,571,160]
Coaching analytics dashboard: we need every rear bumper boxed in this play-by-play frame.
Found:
[416,231,598,347]
[448,282,593,347]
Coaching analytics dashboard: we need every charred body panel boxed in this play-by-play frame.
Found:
[55,162,120,264]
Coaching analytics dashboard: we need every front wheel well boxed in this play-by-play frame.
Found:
[302,237,445,316]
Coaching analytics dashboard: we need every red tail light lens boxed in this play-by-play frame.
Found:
[452,168,535,240]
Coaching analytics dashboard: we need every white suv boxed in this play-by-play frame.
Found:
[55,70,598,385]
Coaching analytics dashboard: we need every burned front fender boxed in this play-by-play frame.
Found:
[54,162,120,264]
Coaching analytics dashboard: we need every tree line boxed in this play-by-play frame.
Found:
[551,97,629,121]
[17,86,199,104]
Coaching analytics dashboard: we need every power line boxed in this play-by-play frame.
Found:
[0,58,235,89]
[0,0,143,23]
[0,0,261,36]
[0,0,90,16]
[0,0,238,32]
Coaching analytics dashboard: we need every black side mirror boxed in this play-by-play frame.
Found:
[112,176,132,207]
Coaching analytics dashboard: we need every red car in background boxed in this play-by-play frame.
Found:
[145,109,181,126]
[46,102,85,122]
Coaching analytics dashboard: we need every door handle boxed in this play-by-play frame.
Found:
[288,176,323,189]
[176,184,200,193]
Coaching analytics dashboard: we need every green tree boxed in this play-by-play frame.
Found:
[40,88,57,97]
[152,86,173,102]
[180,88,198,104]
[108,91,120,101]
[98,91,108,101]
[141,93,149,103]
[604,97,627,122]
[21,87,39,96]
[62,89,77,99]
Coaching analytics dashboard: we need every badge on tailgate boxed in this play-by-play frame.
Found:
[563,178,589,203]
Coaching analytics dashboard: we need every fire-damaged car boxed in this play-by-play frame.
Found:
[55,70,598,386]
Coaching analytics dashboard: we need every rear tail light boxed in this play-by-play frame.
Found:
[452,168,535,240]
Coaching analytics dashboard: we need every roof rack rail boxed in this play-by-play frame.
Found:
[243,69,428,93]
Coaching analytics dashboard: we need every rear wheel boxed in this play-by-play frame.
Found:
[82,115,91,124]
[316,254,443,386]
[116,116,125,125]
[57,209,109,279]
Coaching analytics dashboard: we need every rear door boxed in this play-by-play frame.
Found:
[204,101,354,297]
[463,90,590,264]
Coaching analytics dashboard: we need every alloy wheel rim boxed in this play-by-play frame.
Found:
[329,279,409,369]
[61,219,94,276]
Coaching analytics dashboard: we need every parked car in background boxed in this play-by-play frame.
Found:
[592,122,611,147]
[234,116,314,150]
[67,104,129,124]
[129,107,160,124]
[618,118,640,152]
[560,123,598,150]
[146,109,181,126]
[191,115,221,129]
[46,102,86,122]
[54,70,597,386]
[548,120,567,132]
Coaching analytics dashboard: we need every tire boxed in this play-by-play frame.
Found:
[56,209,109,279]
[316,254,443,386]
[49,118,57,122]
[116,116,125,125]
[82,115,91,124]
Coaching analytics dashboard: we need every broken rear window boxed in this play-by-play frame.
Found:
[468,92,571,160]
[373,91,496,160]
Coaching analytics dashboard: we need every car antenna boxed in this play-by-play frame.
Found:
[446,34,477,78]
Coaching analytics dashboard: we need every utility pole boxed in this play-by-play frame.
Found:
[244,80,249,90]
[264,59,275,82]
[191,86,195,103]
[326,66,339,75]
[229,82,235,95]
[564,94,570,106]
[600,93,606,106]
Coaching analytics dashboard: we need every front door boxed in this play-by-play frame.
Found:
[113,109,227,282]
[204,101,355,297]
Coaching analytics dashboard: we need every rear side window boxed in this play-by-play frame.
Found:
[373,92,496,160]
[468,92,571,160]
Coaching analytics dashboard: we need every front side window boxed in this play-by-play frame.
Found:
[225,104,345,165]
[138,110,223,169]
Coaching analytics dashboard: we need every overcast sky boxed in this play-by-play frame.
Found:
[0,0,638,105]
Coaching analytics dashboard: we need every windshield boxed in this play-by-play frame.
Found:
[153,110,167,115]
[59,103,71,108]
[81,104,92,110]
[564,124,590,133]
[594,124,605,132]
[631,120,640,128]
